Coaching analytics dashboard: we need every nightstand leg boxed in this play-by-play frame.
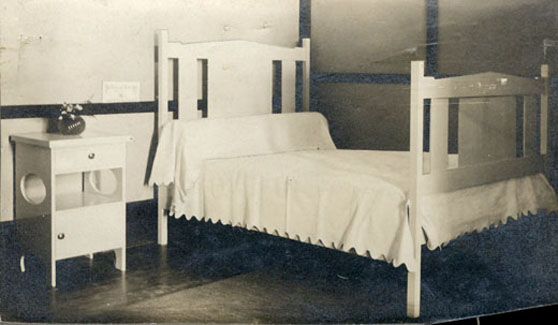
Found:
[49,260,56,288]
[115,248,126,272]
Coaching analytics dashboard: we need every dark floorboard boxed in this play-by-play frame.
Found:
[1,209,558,323]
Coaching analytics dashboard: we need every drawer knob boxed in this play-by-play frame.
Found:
[57,233,65,240]
[88,153,96,159]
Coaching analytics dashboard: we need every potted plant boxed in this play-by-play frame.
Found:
[56,103,86,135]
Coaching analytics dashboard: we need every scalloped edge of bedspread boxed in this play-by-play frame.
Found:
[167,212,417,272]
[421,174,558,250]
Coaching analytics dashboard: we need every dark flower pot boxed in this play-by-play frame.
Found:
[57,116,86,135]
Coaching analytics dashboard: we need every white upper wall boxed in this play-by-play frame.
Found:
[0,0,299,106]
[0,0,300,221]
[311,0,427,74]
[438,0,558,75]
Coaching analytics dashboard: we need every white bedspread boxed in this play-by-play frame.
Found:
[202,150,558,254]
[149,113,558,272]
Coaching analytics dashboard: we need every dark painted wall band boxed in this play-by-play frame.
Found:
[0,101,179,119]
[426,0,439,76]
[299,0,311,40]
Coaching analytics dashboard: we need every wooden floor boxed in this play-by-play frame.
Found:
[1,210,558,324]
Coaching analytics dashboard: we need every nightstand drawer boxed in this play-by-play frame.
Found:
[54,144,124,174]
[54,202,125,260]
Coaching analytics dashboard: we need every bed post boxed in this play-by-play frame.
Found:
[407,61,425,318]
[157,29,169,246]
[541,64,549,159]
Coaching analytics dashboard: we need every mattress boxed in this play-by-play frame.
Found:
[149,113,558,272]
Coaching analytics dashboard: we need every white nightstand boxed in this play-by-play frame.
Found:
[10,132,131,287]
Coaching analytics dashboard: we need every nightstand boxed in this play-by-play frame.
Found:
[10,132,131,287]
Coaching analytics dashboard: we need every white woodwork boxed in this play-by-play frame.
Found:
[156,30,170,246]
[14,144,52,221]
[10,132,131,148]
[207,55,273,117]
[55,202,125,260]
[115,247,126,272]
[159,31,309,120]
[53,144,126,175]
[11,133,130,287]
[2,119,148,222]
[429,98,449,172]
[281,61,297,113]
[153,31,548,318]
[56,169,123,211]
[302,38,311,112]
[420,72,542,99]
[541,65,549,155]
[408,61,548,317]
[407,61,424,318]
[155,30,310,246]
[157,30,170,134]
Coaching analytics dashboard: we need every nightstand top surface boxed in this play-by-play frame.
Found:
[10,132,132,148]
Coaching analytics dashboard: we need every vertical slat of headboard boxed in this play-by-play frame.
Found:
[157,30,169,134]
[523,96,538,157]
[302,38,311,111]
[178,56,200,120]
[430,98,449,171]
[281,61,296,113]
[541,64,549,155]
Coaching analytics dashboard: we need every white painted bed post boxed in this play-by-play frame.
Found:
[407,61,425,318]
[541,64,549,157]
[157,29,169,246]
[302,38,311,112]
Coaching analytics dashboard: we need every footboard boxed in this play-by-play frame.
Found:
[406,61,550,317]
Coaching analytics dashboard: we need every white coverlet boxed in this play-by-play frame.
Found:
[149,113,558,272]
[202,151,558,255]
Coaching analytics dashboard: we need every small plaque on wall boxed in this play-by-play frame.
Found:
[102,81,140,103]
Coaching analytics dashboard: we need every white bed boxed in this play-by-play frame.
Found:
[149,30,558,317]
[149,112,557,273]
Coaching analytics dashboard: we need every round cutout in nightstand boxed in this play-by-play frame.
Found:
[21,173,47,205]
[88,169,118,195]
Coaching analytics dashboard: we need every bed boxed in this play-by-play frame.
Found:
[149,30,558,318]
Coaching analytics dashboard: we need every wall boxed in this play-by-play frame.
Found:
[311,0,427,74]
[438,0,558,75]
[0,0,299,105]
[0,0,300,221]
[311,0,426,150]
[311,0,558,154]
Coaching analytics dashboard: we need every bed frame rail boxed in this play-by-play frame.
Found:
[407,61,549,317]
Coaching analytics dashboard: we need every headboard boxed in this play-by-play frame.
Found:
[156,29,310,131]
[154,30,310,244]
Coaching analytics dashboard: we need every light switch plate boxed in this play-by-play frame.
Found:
[102,81,140,103]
